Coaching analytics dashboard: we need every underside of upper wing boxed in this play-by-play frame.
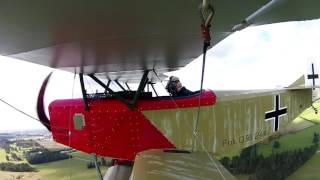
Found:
[0,0,319,74]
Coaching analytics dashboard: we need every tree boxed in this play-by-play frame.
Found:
[26,150,71,164]
[101,158,107,166]
[220,157,231,169]
[0,162,36,172]
[272,141,280,154]
[312,132,319,144]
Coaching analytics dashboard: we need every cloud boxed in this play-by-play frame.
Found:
[171,19,320,90]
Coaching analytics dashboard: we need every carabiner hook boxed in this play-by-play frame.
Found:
[199,2,215,28]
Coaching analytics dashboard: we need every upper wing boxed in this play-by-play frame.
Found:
[0,0,319,74]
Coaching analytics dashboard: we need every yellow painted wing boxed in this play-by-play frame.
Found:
[131,149,235,180]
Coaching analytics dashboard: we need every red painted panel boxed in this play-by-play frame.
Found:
[49,90,216,160]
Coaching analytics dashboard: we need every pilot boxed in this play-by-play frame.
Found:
[166,76,194,97]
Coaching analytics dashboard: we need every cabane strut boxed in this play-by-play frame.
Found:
[81,70,150,110]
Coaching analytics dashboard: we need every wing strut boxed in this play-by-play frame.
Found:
[79,73,90,112]
[88,70,150,110]
[149,82,159,97]
[92,154,103,180]
[115,80,126,91]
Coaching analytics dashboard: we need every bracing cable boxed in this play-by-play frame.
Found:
[68,71,77,180]
[192,42,209,152]
[0,98,40,122]
[153,68,226,180]
[191,2,227,179]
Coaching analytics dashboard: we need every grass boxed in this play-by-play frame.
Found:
[1,144,107,180]
[287,152,320,180]
[33,151,108,180]
[257,125,320,156]
[218,103,320,159]
[0,148,7,162]
[236,175,251,180]
[0,171,41,180]
[233,125,320,180]
[256,102,320,156]
[230,103,320,180]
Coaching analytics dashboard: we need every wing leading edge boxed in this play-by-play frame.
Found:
[131,149,235,180]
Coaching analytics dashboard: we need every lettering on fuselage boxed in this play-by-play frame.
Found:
[222,128,268,147]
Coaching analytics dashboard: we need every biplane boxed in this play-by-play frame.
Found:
[1,0,320,179]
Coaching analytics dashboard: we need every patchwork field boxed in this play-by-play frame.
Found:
[35,140,68,151]
[33,152,108,180]
[0,142,107,180]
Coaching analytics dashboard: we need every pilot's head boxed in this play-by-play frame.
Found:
[166,76,183,96]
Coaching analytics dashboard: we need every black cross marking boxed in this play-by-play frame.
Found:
[265,95,287,132]
[308,63,318,89]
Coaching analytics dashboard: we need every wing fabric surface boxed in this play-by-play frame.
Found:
[131,149,235,180]
[0,0,319,74]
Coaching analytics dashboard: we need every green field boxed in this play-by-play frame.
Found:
[257,125,320,156]
[0,148,7,162]
[257,102,320,156]
[220,103,320,160]
[234,125,320,180]
[232,103,320,180]
[287,152,320,180]
[33,151,108,180]
[0,144,107,180]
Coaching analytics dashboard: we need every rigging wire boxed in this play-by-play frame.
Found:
[68,71,77,180]
[0,75,101,177]
[152,69,182,110]
[192,49,227,180]
[190,2,226,179]
[192,0,214,152]
[0,98,42,123]
[154,69,227,179]
[192,44,208,152]
[0,74,92,178]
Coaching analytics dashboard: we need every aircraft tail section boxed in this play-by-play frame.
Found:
[287,63,320,102]
[288,75,305,88]
[305,63,320,102]
[305,62,320,89]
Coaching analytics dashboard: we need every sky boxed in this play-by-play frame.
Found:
[0,19,320,131]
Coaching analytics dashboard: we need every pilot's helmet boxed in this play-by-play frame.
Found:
[166,76,180,96]
[170,76,180,83]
